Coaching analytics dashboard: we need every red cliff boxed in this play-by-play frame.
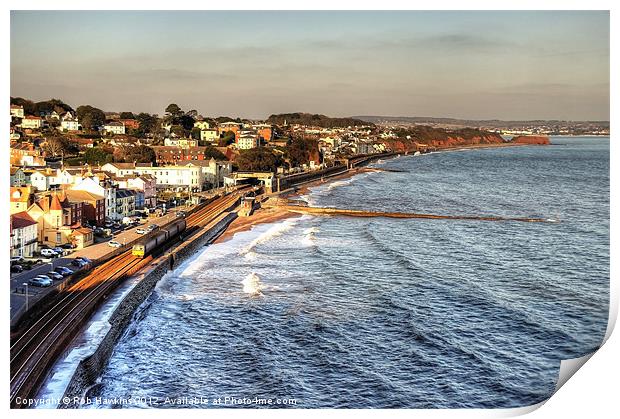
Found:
[510,135,550,145]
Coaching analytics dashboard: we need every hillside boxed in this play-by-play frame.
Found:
[267,113,372,128]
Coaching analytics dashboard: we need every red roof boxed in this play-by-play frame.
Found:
[11,211,37,229]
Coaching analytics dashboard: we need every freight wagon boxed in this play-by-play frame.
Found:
[131,218,186,258]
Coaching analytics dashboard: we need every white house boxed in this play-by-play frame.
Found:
[10,105,25,119]
[103,121,126,135]
[21,116,43,129]
[134,165,204,192]
[11,211,39,258]
[194,120,210,130]
[237,135,259,150]
[30,169,58,192]
[200,129,219,142]
[71,176,118,220]
[178,158,232,188]
[60,112,79,131]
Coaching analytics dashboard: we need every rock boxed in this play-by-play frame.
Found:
[511,135,550,145]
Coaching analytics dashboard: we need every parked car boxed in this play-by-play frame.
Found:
[61,243,75,249]
[29,277,52,287]
[45,271,64,280]
[54,267,74,276]
[147,224,159,232]
[52,247,64,254]
[108,241,122,248]
[40,249,57,258]
[176,211,186,218]
[10,265,23,273]
[136,228,147,235]
[10,256,25,264]
[78,256,92,263]
[71,259,88,267]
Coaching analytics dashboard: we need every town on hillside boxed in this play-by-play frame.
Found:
[10,97,528,259]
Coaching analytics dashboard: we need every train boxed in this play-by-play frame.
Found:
[131,218,186,258]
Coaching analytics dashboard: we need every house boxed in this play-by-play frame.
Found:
[237,135,259,150]
[29,168,59,192]
[64,189,106,226]
[27,192,88,248]
[101,162,139,177]
[115,189,136,218]
[10,105,25,119]
[10,186,34,215]
[194,120,210,130]
[177,158,232,188]
[118,119,139,130]
[60,113,80,131]
[103,121,126,135]
[151,146,208,164]
[10,142,45,166]
[71,175,118,220]
[10,212,39,258]
[253,124,273,142]
[21,116,43,129]
[164,138,198,148]
[10,167,27,187]
[200,129,219,143]
[133,165,204,192]
[113,174,157,208]
[217,122,242,139]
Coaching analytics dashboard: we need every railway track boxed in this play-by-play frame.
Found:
[9,187,252,408]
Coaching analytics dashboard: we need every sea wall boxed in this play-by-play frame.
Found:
[58,212,238,408]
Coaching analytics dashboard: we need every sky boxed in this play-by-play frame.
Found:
[10,11,610,121]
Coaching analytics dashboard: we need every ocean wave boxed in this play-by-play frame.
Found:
[239,218,298,255]
[242,272,264,295]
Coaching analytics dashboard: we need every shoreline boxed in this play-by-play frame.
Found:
[214,141,534,244]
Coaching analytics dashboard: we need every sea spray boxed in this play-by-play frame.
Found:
[242,273,264,295]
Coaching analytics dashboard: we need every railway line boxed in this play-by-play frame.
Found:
[9,186,253,408]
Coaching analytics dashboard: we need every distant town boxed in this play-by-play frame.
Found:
[9,97,609,258]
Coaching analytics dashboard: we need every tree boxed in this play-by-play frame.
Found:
[287,138,318,167]
[236,148,279,172]
[190,127,201,140]
[83,147,114,165]
[76,105,106,131]
[218,130,236,147]
[178,114,196,131]
[136,112,158,135]
[204,146,226,160]
[123,145,156,164]
[165,104,183,118]
[42,137,70,158]
[119,111,135,119]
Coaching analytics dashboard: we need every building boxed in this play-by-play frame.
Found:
[217,122,242,139]
[178,158,232,189]
[112,174,157,208]
[134,165,203,192]
[60,114,80,131]
[10,142,45,166]
[10,212,39,258]
[29,168,60,192]
[70,175,118,221]
[237,135,259,150]
[27,192,88,248]
[10,105,25,119]
[115,189,136,218]
[10,186,34,215]
[21,116,43,129]
[254,124,273,142]
[103,121,126,135]
[10,167,27,187]
[194,120,210,130]
[101,162,140,177]
[164,138,198,148]
[200,128,219,143]
[118,119,140,130]
[64,189,106,226]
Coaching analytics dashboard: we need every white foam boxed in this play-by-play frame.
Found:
[242,272,264,295]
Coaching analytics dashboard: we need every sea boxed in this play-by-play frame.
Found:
[86,137,609,409]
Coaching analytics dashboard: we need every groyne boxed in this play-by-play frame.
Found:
[272,204,557,223]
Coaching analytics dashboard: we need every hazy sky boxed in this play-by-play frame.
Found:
[11,11,609,120]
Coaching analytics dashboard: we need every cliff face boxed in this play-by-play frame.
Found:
[510,135,550,145]
[382,130,505,153]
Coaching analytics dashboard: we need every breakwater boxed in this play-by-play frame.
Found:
[274,204,557,223]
